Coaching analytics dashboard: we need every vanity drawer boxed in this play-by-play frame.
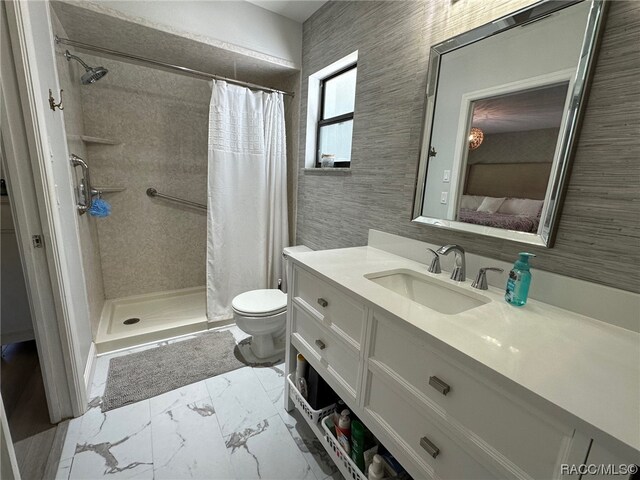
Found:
[365,371,495,480]
[293,265,365,349]
[370,311,574,479]
[291,303,359,398]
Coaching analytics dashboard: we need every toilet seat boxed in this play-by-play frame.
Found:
[232,289,287,317]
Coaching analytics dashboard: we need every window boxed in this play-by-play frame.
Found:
[304,51,358,170]
[316,64,357,168]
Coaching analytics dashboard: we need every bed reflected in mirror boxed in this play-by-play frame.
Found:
[456,82,569,234]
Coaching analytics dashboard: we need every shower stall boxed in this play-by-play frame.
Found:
[50,2,299,353]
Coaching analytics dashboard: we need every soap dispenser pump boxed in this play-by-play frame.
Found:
[505,252,536,307]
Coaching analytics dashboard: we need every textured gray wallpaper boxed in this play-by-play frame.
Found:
[296,1,640,293]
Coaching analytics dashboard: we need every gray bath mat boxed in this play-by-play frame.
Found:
[101,331,245,412]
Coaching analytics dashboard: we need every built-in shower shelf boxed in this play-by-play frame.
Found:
[67,134,120,145]
[93,186,126,194]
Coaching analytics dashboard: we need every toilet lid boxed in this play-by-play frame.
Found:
[232,289,287,316]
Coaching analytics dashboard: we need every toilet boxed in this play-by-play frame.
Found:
[232,245,312,359]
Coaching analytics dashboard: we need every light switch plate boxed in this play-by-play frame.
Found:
[440,192,448,204]
[443,170,450,183]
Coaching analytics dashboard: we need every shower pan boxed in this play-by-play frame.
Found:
[95,286,207,353]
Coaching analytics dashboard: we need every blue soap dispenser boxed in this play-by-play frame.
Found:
[505,253,536,307]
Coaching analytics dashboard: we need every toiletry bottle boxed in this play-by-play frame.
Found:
[295,353,307,382]
[335,409,351,454]
[333,400,346,427]
[368,454,385,480]
[351,420,366,472]
[505,252,536,307]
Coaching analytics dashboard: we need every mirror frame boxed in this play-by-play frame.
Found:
[412,0,608,247]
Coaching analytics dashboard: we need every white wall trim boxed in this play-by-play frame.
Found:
[304,50,358,168]
[0,398,20,480]
[83,342,97,395]
[368,229,640,332]
[3,0,88,419]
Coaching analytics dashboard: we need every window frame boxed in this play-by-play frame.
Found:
[315,63,357,168]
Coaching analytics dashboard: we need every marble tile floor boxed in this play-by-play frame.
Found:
[56,326,342,480]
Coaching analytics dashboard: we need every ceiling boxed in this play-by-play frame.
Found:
[472,83,570,134]
[246,0,327,23]
[52,1,298,91]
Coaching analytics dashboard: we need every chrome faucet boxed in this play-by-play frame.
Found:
[426,248,441,274]
[471,267,504,290]
[436,244,466,282]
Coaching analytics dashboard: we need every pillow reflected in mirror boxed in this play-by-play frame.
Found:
[498,198,544,217]
[477,196,505,214]
[459,195,485,210]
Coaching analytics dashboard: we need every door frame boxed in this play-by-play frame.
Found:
[1,0,87,421]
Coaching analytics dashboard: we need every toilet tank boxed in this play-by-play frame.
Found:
[282,245,312,293]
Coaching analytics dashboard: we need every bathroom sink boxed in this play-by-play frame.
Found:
[365,269,489,315]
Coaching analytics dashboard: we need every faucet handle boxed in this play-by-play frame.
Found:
[471,267,504,290]
[426,248,441,274]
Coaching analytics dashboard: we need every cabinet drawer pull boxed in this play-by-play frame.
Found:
[429,376,450,395]
[420,436,440,458]
[315,339,326,350]
[317,298,328,308]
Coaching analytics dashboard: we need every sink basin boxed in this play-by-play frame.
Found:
[365,269,490,315]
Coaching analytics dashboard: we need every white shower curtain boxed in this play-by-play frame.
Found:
[207,81,289,321]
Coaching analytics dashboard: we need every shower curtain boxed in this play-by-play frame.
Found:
[207,81,289,321]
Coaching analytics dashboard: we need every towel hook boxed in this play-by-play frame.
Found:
[49,89,64,111]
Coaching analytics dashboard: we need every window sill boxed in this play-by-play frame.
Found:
[303,168,352,176]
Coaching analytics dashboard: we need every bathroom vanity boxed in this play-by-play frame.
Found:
[283,232,639,480]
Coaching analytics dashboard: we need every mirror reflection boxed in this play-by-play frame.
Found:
[413,0,606,247]
[457,82,569,233]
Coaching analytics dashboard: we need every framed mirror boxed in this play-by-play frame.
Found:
[412,0,608,247]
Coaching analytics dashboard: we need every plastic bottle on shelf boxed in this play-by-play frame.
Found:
[333,400,346,426]
[351,420,366,472]
[368,454,385,480]
[295,353,307,381]
[335,409,352,455]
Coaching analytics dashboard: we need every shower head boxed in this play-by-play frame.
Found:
[80,66,108,85]
[64,50,108,85]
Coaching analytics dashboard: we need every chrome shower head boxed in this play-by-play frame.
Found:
[80,67,108,85]
[64,50,108,85]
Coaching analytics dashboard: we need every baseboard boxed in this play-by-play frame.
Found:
[207,317,234,330]
[1,328,35,345]
[83,342,97,394]
[42,420,69,480]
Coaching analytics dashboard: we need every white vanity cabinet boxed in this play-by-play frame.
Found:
[290,265,366,403]
[579,442,639,480]
[363,310,586,480]
[286,261,634,480]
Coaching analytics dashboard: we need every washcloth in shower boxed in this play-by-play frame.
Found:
[89,198,111,217]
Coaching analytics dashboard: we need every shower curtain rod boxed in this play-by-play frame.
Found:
[54,36,294,97]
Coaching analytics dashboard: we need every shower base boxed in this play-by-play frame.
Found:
[95,286,212,353]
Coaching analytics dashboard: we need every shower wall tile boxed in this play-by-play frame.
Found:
[296,0,640,293]
[79,56,211,299]
[63,33,298,300]
[52,12,106,336]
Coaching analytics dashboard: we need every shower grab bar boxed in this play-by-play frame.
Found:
[146,188,207,212]
[70,154,93,215]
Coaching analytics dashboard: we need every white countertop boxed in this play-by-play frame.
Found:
[288,246,640,455]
